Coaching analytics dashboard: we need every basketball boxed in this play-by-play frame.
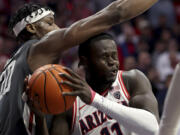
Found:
[28,64,76,114]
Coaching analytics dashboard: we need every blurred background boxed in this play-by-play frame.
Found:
[0,0,180,117]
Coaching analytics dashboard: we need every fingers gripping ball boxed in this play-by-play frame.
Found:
[28,64,76,114]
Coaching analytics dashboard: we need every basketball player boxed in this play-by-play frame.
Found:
[34,33,159,135]
[1,0,158,134]
[156,63,180,135]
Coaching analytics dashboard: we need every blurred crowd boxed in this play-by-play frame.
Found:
[0,0,180,117]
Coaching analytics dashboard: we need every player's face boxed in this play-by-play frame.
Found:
[32,14,60,38]
[88,39,119,84]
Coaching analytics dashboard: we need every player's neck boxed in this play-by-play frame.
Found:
[86,78,112,94]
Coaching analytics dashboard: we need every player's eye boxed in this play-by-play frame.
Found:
[102,54,108,59]
[48,22,53,25]
[112,53,118,60]
[47,19,54,26]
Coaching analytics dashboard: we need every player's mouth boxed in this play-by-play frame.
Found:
[109,69,118,76]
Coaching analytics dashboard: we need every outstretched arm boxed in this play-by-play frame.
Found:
[157,64,180,135]
[29,0,158,71]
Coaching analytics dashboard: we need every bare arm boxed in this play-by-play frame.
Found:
[126,69,159,121]
[50,113,70,135]
[35,116,49,135]
[157,64,180,135]
[35,113,70,135]
[28,0,158,71]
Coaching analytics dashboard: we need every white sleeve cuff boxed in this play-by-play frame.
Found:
[91,92,159,135]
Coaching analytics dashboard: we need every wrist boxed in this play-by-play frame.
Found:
[89,88,96,104]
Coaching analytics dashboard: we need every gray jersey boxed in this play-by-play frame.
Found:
[0,40,38,135]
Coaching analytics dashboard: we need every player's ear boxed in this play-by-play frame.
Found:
[78,56,88,68]
[26,24,36,34]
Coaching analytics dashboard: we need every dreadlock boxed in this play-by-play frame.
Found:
[8,3,51,43]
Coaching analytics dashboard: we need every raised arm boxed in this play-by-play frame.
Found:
[28,0,158,71]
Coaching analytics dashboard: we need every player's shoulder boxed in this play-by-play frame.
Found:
[121,69,145,81]
[121,69,150,91]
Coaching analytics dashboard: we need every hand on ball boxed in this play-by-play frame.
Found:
[60,67,92,104]
[22,76,45,119]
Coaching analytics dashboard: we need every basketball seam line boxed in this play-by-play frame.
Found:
[48,68,67,112]
[52,66,68,112]
[29,71,43,111]
[42,71,51,113]
[30,71,42,92]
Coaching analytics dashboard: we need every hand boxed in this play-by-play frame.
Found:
[60,67,92,104]
[22,76,45,119]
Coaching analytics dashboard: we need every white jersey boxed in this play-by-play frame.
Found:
[71,71,131,135]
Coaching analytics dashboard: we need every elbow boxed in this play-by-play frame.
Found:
[141,110,159,135]
[148,115,159,135]
[145,119,159,135]
[151,122,159,135]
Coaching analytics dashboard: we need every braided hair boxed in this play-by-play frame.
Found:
[8,3,51,43]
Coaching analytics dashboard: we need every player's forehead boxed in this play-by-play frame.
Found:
[92,39,117,54]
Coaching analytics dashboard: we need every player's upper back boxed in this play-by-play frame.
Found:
[0,39,37,135]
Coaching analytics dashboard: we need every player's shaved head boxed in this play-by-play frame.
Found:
[78,33,114,59]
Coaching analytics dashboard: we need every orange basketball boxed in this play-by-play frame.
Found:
[28,64,76,114]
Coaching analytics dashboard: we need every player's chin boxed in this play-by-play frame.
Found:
[105,76,116,84]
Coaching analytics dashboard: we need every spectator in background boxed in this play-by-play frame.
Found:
[156,74,173,116]
[0,55,9,72]
[152,40,167,66]
[70,0,92,22]
[147,66,161,95]
[135,17,155,52]
[137,51,152,74]
[172,24,180,44]
[0,15,9,36]
[137,38,150,53]
[159,28,173,44]
[116,22,138,58]
[156,39,180,82]
[0,37,4,53]
[154,15,169,40]
[91,0,114,11]
[148,0,176,27]
[123,56,137,71]
[3,36,17,55]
